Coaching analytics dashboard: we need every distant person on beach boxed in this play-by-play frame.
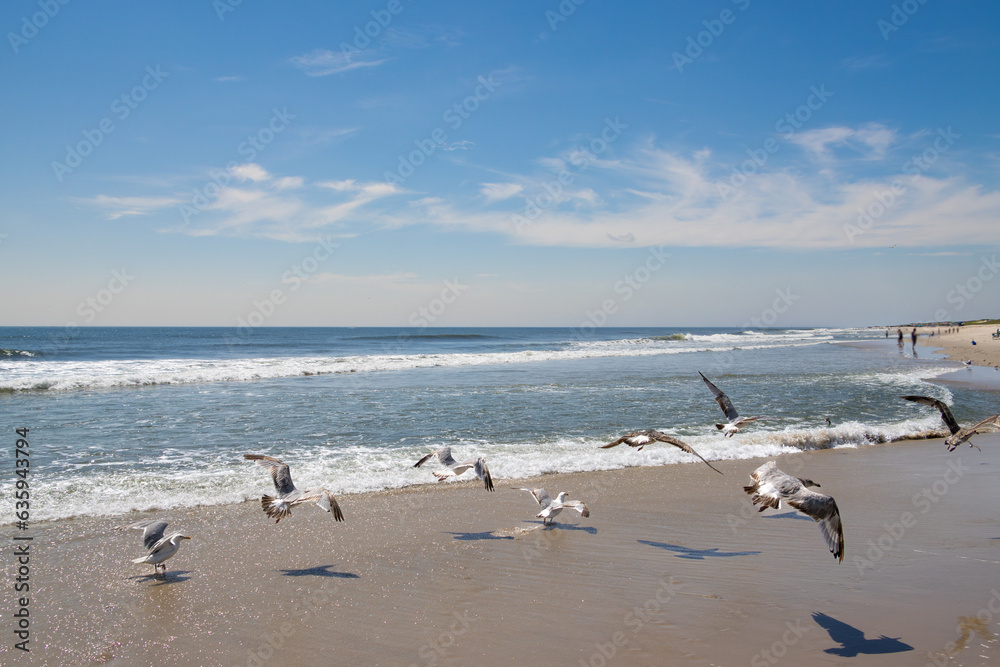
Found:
[885,329,889,338]
[897,328,903,345]
[911,328,917,348]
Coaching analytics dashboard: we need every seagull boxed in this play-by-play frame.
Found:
[743,461,844,562]
[514,488,590,525]
[699,371,770,437]
[243,454,345,523]
[600,430,722,474]
[900,396,1000,451]
[130,519,191,577]
[413,446,494,491]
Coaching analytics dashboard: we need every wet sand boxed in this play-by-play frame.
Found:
[8,435,1000,666]
[894,324,1000,369]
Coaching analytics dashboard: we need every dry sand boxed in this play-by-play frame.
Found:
[7,435,1000,666]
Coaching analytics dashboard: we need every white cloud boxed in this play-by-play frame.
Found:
[480,182,523,202]
[78,194,186,219]
[289,49,387,76]
[441,140,475,151]
[232,163,270,182]
[273,176,305,190]
[405,137,1000,250]
[790,123,897,161]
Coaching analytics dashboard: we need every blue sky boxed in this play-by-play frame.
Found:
[2,1,999,327]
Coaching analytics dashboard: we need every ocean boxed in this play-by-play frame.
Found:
[0,326,984,524]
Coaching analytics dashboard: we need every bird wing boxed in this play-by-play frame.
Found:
[901,395,960,435]
[300,489,345,522]
[244,454,296,495]
[652,434,724,475]
[475,457,494,492]
[561,500,590,517]
[734,416,768,425]
[601,430,659,449]
[414,446,456,468]
[130,519,169,551]
[515,487,551,507]
[957,414,1000,439]
[700,372,740,421]
[515,488,552,508]
[786,491,845,562]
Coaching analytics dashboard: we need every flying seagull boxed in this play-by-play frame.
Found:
[901,396,1000,451]
[699,371,769,437]
[514,487,590,525]
[744,461,844,562]
[601,430,722,474]
[414,446,494,491]
[130,519,191,577]
[243,454,345,523]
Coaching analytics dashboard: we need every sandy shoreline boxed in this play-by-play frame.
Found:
[882,323,1000,369]
[7,434,1000,666]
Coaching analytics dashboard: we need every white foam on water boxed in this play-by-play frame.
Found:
[0,333,833,393]
[8,415,949,524]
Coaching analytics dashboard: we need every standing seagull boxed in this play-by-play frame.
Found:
[743,461,844,562]
[514,487,590,525]
[413,446,494,491]
[699,371,769,437]
[130,519,191,577]
[600,430,722,474]
[243,454,345,523]
[901,396,1000,451]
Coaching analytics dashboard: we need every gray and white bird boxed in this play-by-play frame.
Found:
[130,519,191,577]
[699,371,770,437]
[901,395,1000,451]
[743,461,844,562]
[515,487,590,525]
[600,430,722,474]
[243,454,345,523]
[413,446,494,491]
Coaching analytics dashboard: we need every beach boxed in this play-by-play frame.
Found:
[901,324,1000,369]
[12,433,1000,667]
[4,326,1000,666]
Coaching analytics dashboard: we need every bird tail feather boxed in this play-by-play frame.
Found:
[261,495,291,522]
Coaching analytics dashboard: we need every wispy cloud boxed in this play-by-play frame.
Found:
[81,125,1000,251]
[404,132,1000,250]
[232,163,270,182]
[441,140,475,151]
[842,54,892,70]
[84,164,401,242]
[78,194,186,220]
[790,123,897,161]
[480,182,523,202]
[289,49,388,76]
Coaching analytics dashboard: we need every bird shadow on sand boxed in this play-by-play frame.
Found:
[279,565,360,579]
[638,540,761,560]
[128,570,193,584]
[761,511,813,522]
[523,521,598,534]
[446,531,515,541]
[813,613,913,657]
